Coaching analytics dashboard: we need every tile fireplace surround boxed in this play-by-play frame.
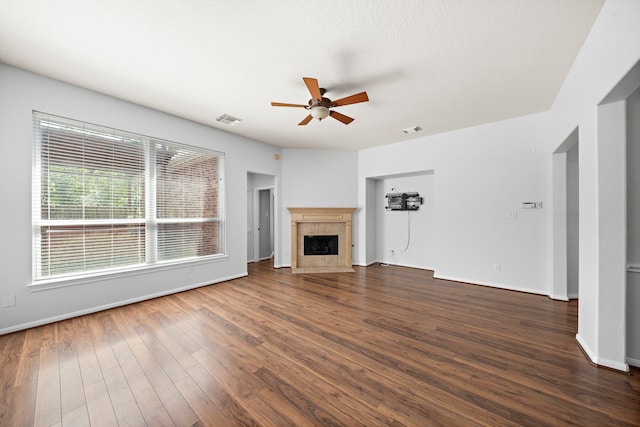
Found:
[287,207,356,274]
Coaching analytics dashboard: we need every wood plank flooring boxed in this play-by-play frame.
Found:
[1,260,639,426]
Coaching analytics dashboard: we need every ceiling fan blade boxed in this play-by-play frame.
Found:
[303,77,322,101]
[331,91,369,107]
[329,110,354,125]
[298,114,313,126]
[271,102,308,108]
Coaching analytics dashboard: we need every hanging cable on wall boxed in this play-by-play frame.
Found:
[400,210,411,253]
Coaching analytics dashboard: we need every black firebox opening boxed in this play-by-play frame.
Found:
[304,235,339,256]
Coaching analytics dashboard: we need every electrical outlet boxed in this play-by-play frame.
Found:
[493,264,501,272]
[3,295,16,307]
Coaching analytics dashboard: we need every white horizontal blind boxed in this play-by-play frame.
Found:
[155,142,224,262]
[32,112,224,282]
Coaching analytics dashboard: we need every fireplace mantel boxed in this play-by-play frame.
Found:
[288,207,356,274]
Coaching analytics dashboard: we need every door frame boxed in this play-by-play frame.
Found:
[253,186,274,261]
[551,127,578,301]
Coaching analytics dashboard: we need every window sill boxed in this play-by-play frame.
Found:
[28,254,228,292]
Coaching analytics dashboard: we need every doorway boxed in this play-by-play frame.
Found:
[552,128,579,301]
[626,85,640,366]
[566,142,579,299]
[246,172,276,264]
[256,188,274,261]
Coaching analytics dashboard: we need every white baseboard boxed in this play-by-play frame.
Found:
[575,333,630,372]
[365,260,434,270]
[0,272,248,335]
[599,357,630,372]
[433,273,548,296]
[390,262,434,270]
[627,357,640,368]
[576,333,598,364]
[550,294,570,301]
[358,261,379,267]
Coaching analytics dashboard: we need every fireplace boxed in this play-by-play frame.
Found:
[288,207,356,274]
[304,235,339,256]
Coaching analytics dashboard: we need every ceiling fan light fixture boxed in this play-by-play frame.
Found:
[310,105,330,120]
[271,77,368,125]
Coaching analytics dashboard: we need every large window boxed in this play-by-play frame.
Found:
[32,111,225,282]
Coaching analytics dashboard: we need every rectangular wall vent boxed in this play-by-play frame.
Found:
[216,113,242,125]
[402,126,422,134]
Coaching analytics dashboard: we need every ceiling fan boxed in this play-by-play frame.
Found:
[271,77,369,125]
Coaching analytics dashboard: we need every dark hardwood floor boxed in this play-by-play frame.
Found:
[1,260,639,426]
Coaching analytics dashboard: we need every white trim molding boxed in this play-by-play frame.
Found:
[1,272,247,335]
[627,357,640,368]
[576,333,630,372]
[576,333,598,365]
[433,274,548,297]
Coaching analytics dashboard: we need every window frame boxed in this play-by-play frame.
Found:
[30,112,226,289]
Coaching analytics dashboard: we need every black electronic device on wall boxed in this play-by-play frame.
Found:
[385,192,423,211]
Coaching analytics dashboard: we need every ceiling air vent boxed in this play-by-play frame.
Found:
[402,126,422,134]
[216,113,242,126]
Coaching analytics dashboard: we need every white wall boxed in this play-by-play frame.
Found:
[628,87,640,266]
[627,86,640,366]
[374,173,435,269]
[0,64,282,333]
[358,112,549,294]
[280,149,358,267]
[247,173,255,262]
[546,0,640,370]
[364,178,378,265]
[567,143,580,298]
[596,100,627,369]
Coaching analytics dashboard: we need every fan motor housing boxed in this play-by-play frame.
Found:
[308,97,332,109]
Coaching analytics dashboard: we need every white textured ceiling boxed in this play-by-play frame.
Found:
[0,0,604,150]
